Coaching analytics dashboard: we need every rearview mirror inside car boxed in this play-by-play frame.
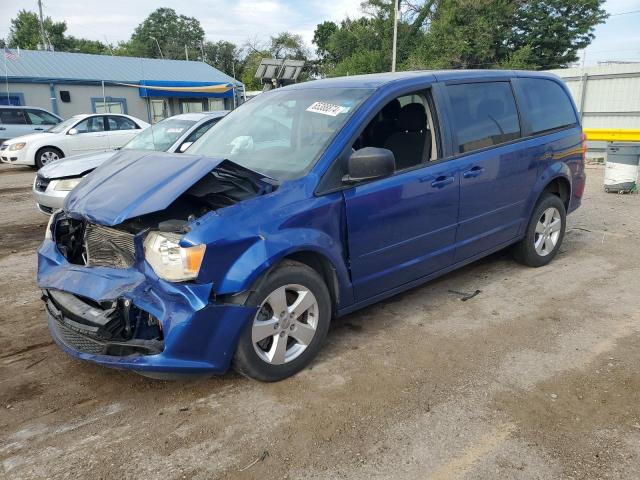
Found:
[344,147,396,183]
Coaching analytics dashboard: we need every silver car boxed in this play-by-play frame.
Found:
[0,106,62,143]
[32,111,228,214]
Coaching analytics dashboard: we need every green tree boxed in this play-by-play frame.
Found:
[8,9,67,50]
[127,8,205,60]
[312,21,338,60]
[510,0,608,69]
[203,40,242,77]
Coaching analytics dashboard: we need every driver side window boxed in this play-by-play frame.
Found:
[353,89,439,171]
[74,116,105,134]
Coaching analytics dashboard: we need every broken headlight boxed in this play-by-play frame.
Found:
[143,232,206,282]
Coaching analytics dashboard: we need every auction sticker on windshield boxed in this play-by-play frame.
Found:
[306,102,349,116]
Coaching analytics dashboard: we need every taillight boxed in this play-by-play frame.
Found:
[581,132,587,161]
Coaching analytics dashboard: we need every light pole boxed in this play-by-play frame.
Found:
[391,0,399,72]
[150,36,164,59]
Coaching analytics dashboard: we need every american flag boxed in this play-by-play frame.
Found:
[4,48,18,61]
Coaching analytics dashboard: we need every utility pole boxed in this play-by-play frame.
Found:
[391,0,399,72]
[185,45,189,61]
[150,37,163,59]
[37,0,49,51]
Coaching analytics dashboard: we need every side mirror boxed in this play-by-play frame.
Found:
[344,147,395,183]
[178,141,193,153]
[67,128,78,135]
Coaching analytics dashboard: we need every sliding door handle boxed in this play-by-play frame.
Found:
[430,176,455,188]
[463,166,484,179]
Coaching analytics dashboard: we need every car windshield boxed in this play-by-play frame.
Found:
[188,87,373,180]
[47,117,81,133]
[123,118,197,152]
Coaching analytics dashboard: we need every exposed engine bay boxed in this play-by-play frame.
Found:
[52,160,277,268]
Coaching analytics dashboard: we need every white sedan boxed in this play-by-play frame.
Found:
[0,113,150,169]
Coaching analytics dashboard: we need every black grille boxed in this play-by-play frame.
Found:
[35,175,50,192]
[84,224,136,268]
[50,317,106,355]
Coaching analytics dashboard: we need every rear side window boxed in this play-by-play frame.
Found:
[25,109,59,125]
[517,78,577,135]
[107,116,137,131]
[447,82,520,154]
[0,109,27,125]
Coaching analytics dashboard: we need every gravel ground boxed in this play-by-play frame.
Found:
[0,163,639,480]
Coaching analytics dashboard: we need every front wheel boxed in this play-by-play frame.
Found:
[233,260,331,382]
[35,147,63,169]
[513,193,566,267]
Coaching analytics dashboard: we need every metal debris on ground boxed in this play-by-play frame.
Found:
[448,289,482,302]
[239,451,270,472]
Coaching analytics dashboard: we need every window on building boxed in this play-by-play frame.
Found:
[517,78,577,135]
[94,99,125,114]
[150,99,167,124]
[208,98,225,111]
[181,100,204,113]
[0,95,23,106]
[74,116,105,133]
[107,115,138,131]
[25,109,60,125]
[447,82,521,154]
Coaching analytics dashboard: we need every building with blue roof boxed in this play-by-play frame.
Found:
[1,49,244,123]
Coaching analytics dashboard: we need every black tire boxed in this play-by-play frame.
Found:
[233,260,331,382]
[35,147,64,170]
[513,193,566,267]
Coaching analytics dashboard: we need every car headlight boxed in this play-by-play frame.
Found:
[9,142,26,151]
[143,232,206,282]
[53,177,82,191]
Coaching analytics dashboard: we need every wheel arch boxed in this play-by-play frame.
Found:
[541,176,571,211]
[213,241,352,316]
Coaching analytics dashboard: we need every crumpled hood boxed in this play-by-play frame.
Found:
[64,149,225,226]
[39,151,116,179]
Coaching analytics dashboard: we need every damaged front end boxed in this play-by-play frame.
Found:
[37,153,275,377]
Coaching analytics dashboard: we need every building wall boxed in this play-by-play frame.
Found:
[547,63,640,130]
[9,80,237,123]
[9,81,150,121]
[547,63,640,159]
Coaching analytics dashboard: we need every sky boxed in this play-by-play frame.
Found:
[0,0,638,66]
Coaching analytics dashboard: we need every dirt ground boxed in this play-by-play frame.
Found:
[0,163,639,480]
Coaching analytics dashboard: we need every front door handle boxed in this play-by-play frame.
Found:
[463,166,484,179]
[34,127,44,131]
[0,127,5,131]
[430,176,455,188]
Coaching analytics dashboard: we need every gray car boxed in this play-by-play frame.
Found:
[0,106,62,143]
[32,111,228,214]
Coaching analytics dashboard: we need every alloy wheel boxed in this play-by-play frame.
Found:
[534,207,562,256]
[40,150,59,165]
[252,284,319,365]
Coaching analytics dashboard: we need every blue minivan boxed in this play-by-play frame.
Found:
[38,70,586,381]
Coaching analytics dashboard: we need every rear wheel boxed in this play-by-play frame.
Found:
[233,260,331,382]
[513,193,566,267]
[35,147,63,169]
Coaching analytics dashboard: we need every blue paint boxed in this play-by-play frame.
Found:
[139,80,237,99]
[37,70,585,376]
[0,92,25,106]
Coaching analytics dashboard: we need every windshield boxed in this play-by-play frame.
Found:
[123,118,197,151]
[47,117,81,133]
[188,87,373,180]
